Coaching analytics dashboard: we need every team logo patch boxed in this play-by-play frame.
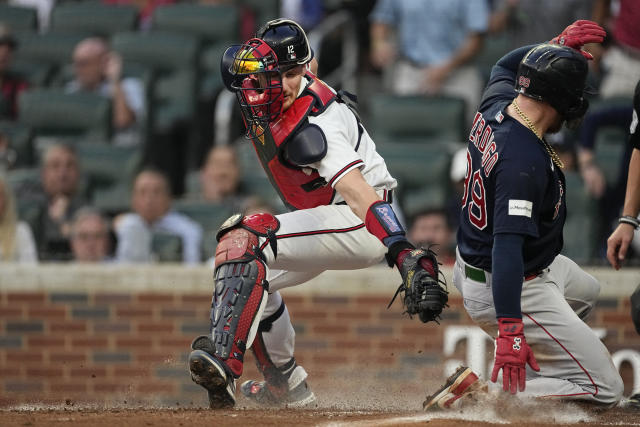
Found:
[374,205,402,233]
[513,337,522,351]
[508,200,533,218]
[518,76,530,88]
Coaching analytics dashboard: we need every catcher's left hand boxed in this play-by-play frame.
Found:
[388,248,448,323]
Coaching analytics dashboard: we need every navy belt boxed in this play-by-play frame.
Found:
[463,263,541,283]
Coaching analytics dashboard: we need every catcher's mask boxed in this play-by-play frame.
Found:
[515,44,593,128]
[221,38,284,138]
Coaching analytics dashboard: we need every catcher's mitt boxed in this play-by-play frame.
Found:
[388,247,448,323]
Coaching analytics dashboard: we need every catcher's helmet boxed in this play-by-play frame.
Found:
[256,18,313,70]
[220,38,284,137]
[515,44,590,122]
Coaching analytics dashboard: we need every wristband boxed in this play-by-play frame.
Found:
[619,215,640,229]
[365,200,407,247]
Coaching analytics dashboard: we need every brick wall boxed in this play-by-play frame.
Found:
[0,265,639,407]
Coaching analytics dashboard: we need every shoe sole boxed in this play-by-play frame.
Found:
[423,367,480,411]
[189,350,236,409]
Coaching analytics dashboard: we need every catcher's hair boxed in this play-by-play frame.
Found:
[0,176,18,260]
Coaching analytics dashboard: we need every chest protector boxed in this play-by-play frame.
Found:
[248,72,337,211]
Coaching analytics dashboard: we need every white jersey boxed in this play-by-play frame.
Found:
[302,78,397,204]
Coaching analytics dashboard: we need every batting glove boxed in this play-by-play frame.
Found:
[550,19,606,60]
[491,318,540,394]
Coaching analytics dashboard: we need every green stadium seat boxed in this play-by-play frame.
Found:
[75,143,140,213]
[152,4,240,101]
[18,88,111,141]
[474,34,511,84]
[152,4,239,42]
[8,59,53,87]
[377,142,452,217]
[562,171,600,264]
[13,32,86,76]
[369,94,467,143]
[173,199,233,233]
[112,31,199,132]
[0,121,33,168]
[151,231,182,263]
[50,3,139,37]
[0,5,38,31]
[594,127,627,185]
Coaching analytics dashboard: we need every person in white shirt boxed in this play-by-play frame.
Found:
[0,176,37,263]
[114,168,202,264]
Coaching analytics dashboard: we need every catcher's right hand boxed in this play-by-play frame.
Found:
[388,247,448,323]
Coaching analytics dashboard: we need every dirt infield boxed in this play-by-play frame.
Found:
[2,402,640,426]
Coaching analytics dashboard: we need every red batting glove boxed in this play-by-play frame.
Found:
[550,20,606,60]
[491,318,540,394]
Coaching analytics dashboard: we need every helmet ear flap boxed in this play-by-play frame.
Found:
[221,46,241,91]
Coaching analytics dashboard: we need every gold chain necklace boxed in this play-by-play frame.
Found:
[511,100,564,169]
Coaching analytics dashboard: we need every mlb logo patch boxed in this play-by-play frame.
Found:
[495,111,504,123]
[518,76,530,88]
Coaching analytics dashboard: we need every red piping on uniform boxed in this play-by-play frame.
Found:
[524,313,598,398]
[328,160,363,186]
[259,223,365,251]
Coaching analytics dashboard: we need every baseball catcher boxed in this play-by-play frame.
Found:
[187,19,447,409]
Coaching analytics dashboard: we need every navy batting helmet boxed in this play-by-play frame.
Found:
[515,44,590,122]
[256,18,313,70]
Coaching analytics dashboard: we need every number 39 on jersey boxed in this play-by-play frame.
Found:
[461,112,500,231]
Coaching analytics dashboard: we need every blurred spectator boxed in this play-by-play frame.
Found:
[8,0,55,31]
[114,168,202,264]
[408,208,455,265]
[0,175,37,263]
[369,0,489,120]
[198,145,247,210]
[489,0,594,47]
[0,24,28,121]
[69,207,112,263]
[0,131,16,173]
[445,147,467,229]
[593,0,640,98]
[16,143,86,261]
[103,0,175,31]
[577,103,632,199]
[281,0,324,31]
[65,37,146,146]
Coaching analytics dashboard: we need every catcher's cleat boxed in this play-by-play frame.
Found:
[189,349,236,409]
[240,366,316,408]
[423,366,484,411]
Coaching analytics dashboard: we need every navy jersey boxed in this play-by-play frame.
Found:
[457,46,566,274]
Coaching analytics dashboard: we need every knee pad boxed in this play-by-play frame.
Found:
[214,212,280,265]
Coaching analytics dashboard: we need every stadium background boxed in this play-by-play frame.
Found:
[1,0,640,417]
